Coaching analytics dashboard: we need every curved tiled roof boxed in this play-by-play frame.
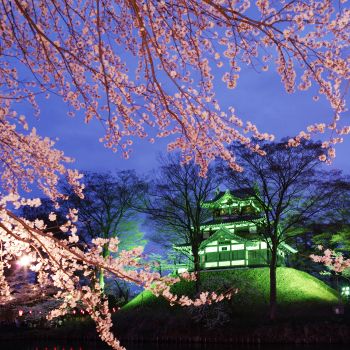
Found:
[204,188,256,203]
[202,214,263,226]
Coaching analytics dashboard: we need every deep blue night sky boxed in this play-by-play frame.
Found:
[21,63,350,177]
[14,42,349,256]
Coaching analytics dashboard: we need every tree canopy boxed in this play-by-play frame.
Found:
[220,139,346,319]
[61,170,147,289]
[1,0,349,183]
[145,153,218,290]
[0,1,349,349]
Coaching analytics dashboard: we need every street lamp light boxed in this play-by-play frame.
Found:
[17,255,32,267]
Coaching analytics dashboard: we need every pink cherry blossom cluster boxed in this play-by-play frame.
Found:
[289,118,348,163]
[0,261,11,304]
[310,245,350,274]
[1,1,350,348]
[0,103,84,201]
[0,201,234,349]
[0,0,349,177]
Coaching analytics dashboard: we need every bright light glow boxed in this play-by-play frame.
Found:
[341,286,350,297]
[17,255,32,267]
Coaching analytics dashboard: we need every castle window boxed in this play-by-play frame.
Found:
[213,209,220,217]
[231,207,239,215]
[220,208,228,216]
[242,206,253,214]
[250,251,257,258]
[232,250,245,260]
[206,253,217,262]
[219,251,230,261]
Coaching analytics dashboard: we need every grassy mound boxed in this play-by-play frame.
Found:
[122,267,338,315]
[115,268,341,340]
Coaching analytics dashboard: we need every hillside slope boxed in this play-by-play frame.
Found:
[122,267,338,314]
[115,267,342,340]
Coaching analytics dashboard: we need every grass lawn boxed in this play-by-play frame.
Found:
[123,267,338,313]
[1,267,342,343]
[119,267,340,329]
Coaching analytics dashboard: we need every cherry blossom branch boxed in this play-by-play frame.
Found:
[0,205,234,349]
[310,245,350,274]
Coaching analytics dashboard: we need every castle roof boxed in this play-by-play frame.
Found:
[202,214,263,227]
[203,188,256,205]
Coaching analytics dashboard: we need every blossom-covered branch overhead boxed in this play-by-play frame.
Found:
[1,0,349,176]
[0,1,349,348]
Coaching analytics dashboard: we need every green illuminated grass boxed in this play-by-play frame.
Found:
[120,290,158,311]
[116,267,340,338]
[122,267,338,315]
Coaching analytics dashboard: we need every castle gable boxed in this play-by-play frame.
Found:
[200,226,246,250]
